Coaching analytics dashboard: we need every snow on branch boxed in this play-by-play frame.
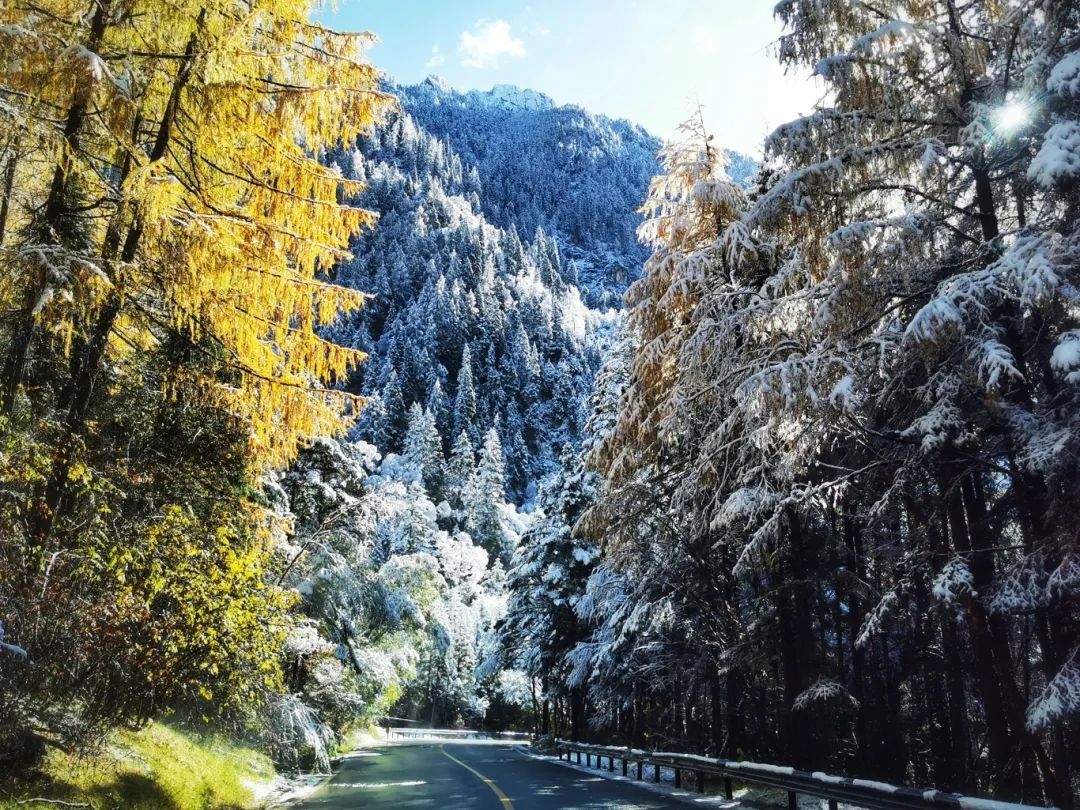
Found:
[1050,331,1080,385]
[714,487,778,531]
[1048,553,1080,602]
[972,330,1024,392]
[932,558,976,606]
[732,139,928,252]
[1047,51,1080,98]
[1028,121,1080,188]
[856,591,898,649]
[793,679,859,710]
[904,271,998,345]
[1027,648,1080,732]
[990,552,1048,615]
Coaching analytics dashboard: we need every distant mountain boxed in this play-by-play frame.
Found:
[322,80,755,504]
[400,78,661,309]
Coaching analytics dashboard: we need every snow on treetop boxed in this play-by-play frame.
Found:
[1047,51,1080,97]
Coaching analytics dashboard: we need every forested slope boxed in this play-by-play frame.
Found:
[258,82,681,760]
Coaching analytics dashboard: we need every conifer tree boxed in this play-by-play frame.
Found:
[453,345,479,441]
[428,377,452,440]
[404,403,444,494]
[379,369,408,450]
[467,428,509,562]
[445,431,477,512]
[503,446,599,739]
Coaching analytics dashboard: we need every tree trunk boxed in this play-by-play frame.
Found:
[942,477,1016,788]
[570,688,584,742]
[0,153,15,247]
[632,681,643,747]
[530,677,541,739]
[725,668,742,758]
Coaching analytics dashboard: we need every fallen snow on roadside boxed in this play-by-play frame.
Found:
[262,730,389,808]
[258,771,330,809]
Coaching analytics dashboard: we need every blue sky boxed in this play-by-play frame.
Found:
[318,1,824,156]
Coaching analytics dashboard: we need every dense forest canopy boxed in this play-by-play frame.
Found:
[2,2,1079,809]
[501,4,1080,808]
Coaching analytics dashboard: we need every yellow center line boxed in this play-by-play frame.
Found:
[440,745,515,809]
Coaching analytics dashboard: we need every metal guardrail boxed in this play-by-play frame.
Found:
[554,739,1055,810]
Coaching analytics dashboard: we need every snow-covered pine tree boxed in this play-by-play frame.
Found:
[444,431,477,513]
[467,428,511,563]
[453,345,479,444]
[502,445,600,740]
[404,403,445,493]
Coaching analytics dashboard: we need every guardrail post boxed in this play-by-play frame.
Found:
[621,758,627,776]
[608,755,614,773]
[788,790,797,810]
[636,760,643,780]
[828,800,837,810]
[724,777,733,799]
[576,751,582,765]
[654,763,660,782]
[674,768,682,789]
[696,771,705,793]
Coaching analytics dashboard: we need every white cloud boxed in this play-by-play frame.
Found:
[425,45,445,70]
[458,19,526,69]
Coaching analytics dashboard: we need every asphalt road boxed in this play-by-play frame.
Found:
[293,741,694,809]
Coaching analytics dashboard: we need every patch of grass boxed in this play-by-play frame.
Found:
[0,723,275,810]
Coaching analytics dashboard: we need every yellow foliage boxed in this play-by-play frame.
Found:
[0,0,392,469]
[80,500,295,709]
